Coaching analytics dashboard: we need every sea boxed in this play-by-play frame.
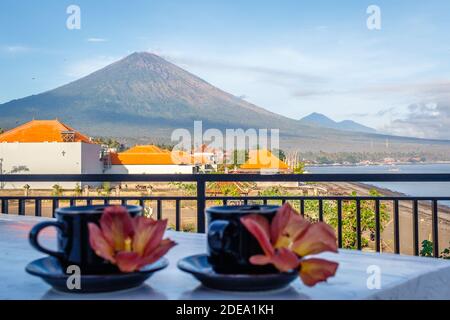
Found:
[306,164,450,201]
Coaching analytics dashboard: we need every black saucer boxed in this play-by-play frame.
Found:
[178,254,298,291]
[26,256,168,293]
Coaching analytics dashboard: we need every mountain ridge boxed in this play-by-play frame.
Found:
[0,52,449,154]
[299,112,377,134]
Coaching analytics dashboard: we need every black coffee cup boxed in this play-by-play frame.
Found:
[29,205,142,274]
[207,205,280,274]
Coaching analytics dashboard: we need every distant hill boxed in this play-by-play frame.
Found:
[300,112,377,134]
[1,52,449,154]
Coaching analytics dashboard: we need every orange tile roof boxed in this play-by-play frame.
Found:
[0,120,92,143]
[123,145,168,154]
[111,150,192,165]
[240,149,289,170]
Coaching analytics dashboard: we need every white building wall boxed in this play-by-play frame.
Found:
[81,143,104,174]
[0,142,102,189]
[106,164,194,174]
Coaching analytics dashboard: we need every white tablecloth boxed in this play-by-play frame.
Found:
[1,214,449,300]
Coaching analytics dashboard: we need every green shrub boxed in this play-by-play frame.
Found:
[420,240,450,259]
[52,184,63,196]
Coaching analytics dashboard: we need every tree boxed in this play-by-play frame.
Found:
[293,162,305,174]
[74,183,82,196]
[101,182,112,196]
[0,128,4,134]
[9,166,29,174]
[272,148,286,161]
[93,137,125,151]
[285,150,305,173]
[228,149,249,168]
[23,184,31,196]
[52,184,63,196]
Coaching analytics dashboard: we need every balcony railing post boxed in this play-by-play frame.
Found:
[197,178,206,233]
[318,199,324,222]
[175,200,181,232]
[432,200,439,258]
[356,200,361,250]
[375,199,381,253]
[157,200,162,220]
[412,200,419,256]
[393,200,400,254]
[18,199,25,216]
[35,199,41,217]
[337,200,342,248]
[1,199,8,214]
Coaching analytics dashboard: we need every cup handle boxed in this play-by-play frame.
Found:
[208,220,231,252]
[29,221,65,259]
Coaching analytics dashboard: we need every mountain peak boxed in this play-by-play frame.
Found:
[301,112,336,126]
[300,112,377,134]
[123,51,164,62]
[111,51,172,70]
[0,52,284,137]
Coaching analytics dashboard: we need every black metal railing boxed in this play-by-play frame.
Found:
[1,173,449,258]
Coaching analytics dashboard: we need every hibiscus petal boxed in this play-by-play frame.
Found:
[292,222,338,257]
[274,209,310,249]
[142,219,169,256]
[240,214,274,256]
[140,239,177,268]
[88,223,115,263]
[271,248,300,272]
[115,251,143,273]
[132,216,158,255]
[270,203,293,244]
[249,255,272,266]
[100,206,134,251]
[298,258,339,287]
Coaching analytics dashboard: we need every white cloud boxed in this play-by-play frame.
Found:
[65,56,118,78]
[383,102,450,140]
[86,38,108,43]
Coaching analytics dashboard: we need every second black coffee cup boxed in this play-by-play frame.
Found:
[29,205,142,274]
[207,205,280,274]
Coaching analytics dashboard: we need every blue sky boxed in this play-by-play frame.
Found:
[1,0,450,138]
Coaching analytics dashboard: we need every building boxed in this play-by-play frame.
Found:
[0,120,103,189]
[193,144,223,173]
[106,145,195,174]
[237,149,290,174]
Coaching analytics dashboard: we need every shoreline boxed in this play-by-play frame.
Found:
[306,162,450,168]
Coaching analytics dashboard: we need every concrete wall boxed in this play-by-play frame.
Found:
[81,143,104,174]
[0,142,102,189]
[106,164,195,174]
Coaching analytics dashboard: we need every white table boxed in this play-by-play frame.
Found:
[1,214,449,300]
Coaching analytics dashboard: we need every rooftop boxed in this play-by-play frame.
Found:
[111,145,191,165]
[123,145,168,154]
[240,149,289,170]
[0,119,92,144]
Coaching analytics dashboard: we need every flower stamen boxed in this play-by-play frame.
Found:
[124,237,132,252]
